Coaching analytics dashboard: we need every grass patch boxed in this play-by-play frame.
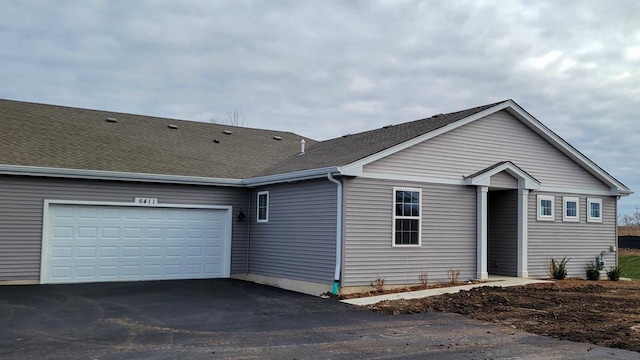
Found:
[619,249,640,280]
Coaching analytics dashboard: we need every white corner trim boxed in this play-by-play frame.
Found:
[517,188,529,278]
[0,164,243,186]
[476,186,488,280]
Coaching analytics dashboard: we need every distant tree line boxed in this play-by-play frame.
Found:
[210,109,248,127]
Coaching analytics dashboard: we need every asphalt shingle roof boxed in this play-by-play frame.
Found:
[0,99,316,179]
[259,101,506,176]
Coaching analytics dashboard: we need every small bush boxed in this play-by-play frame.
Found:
[447,268,460,284]
[418,271,429,287]
[371,277,385,292]
[607,266,622,281]
[546,257,570,280]
[585,263,600,281]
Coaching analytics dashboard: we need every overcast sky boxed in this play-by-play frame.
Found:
[1,0,638,215]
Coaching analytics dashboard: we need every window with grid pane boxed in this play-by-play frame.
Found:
[257,191,269,222]
[563,196,579,222]
[587,198,602,223]
[393,188,421,246]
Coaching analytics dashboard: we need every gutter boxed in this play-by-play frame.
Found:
[326,172,343,295]
[0,165,244,187]
[243,166,339,187]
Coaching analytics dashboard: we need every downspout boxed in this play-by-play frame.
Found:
[327,173,342,295]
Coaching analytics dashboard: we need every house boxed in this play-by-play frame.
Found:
[0,98,632,295]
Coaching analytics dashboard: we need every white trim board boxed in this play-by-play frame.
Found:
[359,171,620,196]
[339,100,631,195]
[40,199,233,284]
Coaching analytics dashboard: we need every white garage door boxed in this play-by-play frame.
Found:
[42,203,231,284]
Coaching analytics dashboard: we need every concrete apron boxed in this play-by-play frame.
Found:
[341,276,552,306]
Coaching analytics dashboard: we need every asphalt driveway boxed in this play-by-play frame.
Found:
[0,279,636,359]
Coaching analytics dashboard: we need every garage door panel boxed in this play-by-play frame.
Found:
[43,204,230,284]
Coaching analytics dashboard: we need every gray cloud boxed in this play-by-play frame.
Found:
[1,0,638,213]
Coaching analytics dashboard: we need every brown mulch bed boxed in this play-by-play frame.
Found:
[338,280,489,300]
[368,279,640,352]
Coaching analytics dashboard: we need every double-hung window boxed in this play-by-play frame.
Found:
[393,188,421,246]
[537,195,555,221]
[562,196,579,222]
[257,191,269,222]
[587,198,602,223]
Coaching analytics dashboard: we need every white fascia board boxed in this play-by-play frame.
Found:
[464,162,541,190]
[503,101,632,194]
[0,164,243,187]
[337,101,513,176]
[243,167,339,187]
[537,186,623,197]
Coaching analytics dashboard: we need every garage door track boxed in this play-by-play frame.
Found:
[0,279,636,359]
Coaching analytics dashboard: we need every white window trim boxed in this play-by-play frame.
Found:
[257,191,269,223]
[587,197,603,223]
[392,187,422,247]
[536,194,555,221]
[562,196,580,222]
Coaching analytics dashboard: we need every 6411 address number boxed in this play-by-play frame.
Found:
[134,197,158,205]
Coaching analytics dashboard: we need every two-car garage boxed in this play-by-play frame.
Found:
[40,201,232,284]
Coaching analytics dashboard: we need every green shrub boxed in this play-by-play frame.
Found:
[607,266,622,281]
[585,263,600,281]
[546,257,570,280]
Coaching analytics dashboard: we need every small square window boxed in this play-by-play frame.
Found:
[257,191,269,223]
[587,198,602,223]
[563,196,579,222]
[537,195,555,221]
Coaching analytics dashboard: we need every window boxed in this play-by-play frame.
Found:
[536,195,555,221]
[257,191,269,222]
[562,196,579,222]
[587,198,602,223]
[392,188,421,246]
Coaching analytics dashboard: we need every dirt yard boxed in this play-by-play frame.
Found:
[368,280,640,352]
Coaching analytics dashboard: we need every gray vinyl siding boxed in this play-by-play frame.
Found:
[0,175,249,281]
[364,110,610,191]
[249,179,337,284]
[343,177,476,287]
[527,192,617,278]
[487,190,518,276]
[490,171,518,189]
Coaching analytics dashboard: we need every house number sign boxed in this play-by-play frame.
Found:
[134,197,158,205]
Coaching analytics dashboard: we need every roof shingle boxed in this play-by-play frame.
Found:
[258,101,506,176]
[0,99,316,179]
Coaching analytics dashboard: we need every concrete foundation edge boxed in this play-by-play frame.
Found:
[232,273,332,296]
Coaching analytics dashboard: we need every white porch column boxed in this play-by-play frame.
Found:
[517,188,529,277]
[476,186,488,280]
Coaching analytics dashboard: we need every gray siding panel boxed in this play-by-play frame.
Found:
[487,190,518,276]
[490,171,518,189]
[0,175,249,280]
[250,179,337,284]
[343,177,476,287]
[364,110,610,191]
[527,192,617,278]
